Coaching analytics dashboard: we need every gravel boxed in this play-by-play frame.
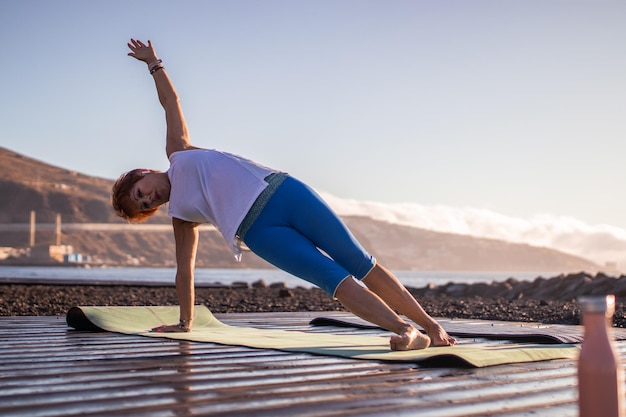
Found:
[3,282,625,327]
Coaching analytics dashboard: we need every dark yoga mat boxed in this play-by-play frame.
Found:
[309,316,626,344]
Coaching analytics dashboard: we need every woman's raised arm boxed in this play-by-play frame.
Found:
[127,39,194,157]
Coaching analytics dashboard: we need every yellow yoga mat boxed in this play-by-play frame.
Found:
[66,305,579,368]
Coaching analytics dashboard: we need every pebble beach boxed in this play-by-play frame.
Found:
[2,271,625,327]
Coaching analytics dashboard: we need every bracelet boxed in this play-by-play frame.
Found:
[148,59,162,72]
[150,65,164,74]
[178,319,190,331]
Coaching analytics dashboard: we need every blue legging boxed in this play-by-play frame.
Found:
[243,176,376,296]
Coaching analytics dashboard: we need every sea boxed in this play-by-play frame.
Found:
[0,266,558,289]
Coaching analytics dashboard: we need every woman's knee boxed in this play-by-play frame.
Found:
[361,263,393,288]
[333,275,361,300]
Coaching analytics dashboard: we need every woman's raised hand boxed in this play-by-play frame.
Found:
[127,38,158,64]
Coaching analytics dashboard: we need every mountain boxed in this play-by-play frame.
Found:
[0,146,167,224]
[0,147,601,272]
[342,216,599,272]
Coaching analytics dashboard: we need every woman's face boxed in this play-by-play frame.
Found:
[129,173,171,213]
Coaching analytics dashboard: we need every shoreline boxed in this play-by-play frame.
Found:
[3,271,625,327]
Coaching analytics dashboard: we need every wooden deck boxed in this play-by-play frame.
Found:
[1,312,624,416]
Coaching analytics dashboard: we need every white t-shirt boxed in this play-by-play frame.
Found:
[167,149,277,260]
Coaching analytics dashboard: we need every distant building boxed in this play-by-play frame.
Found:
[30,244,74,263]
[0,247,22,260]
[64,253,91,263]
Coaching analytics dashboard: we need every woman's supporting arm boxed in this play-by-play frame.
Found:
[173,217,199,330]
[151,217,199,332]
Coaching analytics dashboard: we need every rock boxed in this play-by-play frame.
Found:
[251,279,267,288]
[613,276,626,298]
[410,271,626,303]
[269,282,287,289]
[278,289,293,298]
[588,273,617,296]
[465,282,493,298]
[444,284,467,297]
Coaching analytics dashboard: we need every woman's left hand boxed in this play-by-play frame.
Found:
[127,38,158,64]
[151,323,191,333]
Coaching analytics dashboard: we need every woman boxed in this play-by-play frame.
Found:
[113,38,456,351]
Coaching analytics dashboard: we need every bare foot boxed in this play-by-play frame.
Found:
[426,322,456,346]
[390,325,431,351]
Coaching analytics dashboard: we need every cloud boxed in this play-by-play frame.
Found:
[319,191,626,272]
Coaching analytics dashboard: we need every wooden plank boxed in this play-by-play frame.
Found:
[0,313,618,416]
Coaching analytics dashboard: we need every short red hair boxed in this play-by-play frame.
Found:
[111,169,160,222]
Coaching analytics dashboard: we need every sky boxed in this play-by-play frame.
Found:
[1,1,625,269]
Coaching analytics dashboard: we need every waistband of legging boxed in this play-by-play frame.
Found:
[236,172,288,241]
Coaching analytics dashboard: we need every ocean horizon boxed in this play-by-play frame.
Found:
[0,266,566,289]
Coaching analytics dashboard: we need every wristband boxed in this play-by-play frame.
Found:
[148,59,162,72]
[150,65,164,74]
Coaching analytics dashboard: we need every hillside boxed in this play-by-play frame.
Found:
[0,147,601,272]
[0,146,170,224]
[342,216,599,272]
